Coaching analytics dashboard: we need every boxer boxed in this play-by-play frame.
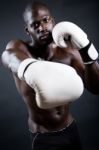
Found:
[1,1,99,150]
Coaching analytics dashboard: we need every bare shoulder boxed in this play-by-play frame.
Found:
[1,39,29,71]
[69,49,86,77]
[5,39,28,52]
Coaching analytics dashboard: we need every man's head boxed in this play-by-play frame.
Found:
[23,1,55,46]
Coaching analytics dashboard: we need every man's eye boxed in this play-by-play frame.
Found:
[43,18,50,23]
[31,22,40,29]
[34,22,39,28]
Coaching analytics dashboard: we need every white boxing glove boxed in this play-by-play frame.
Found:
[18,58,84,109]
[52,21,98,64]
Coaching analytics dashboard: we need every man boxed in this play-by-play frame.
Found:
[1,1,99,150]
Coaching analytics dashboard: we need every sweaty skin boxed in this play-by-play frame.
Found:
[6,39,85,133]
[1,4,99,133]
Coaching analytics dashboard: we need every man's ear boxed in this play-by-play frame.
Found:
[24,26,30,35]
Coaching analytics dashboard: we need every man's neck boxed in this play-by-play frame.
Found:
[32,42,55,60]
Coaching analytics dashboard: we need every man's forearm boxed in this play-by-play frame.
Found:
[84,61,99,94]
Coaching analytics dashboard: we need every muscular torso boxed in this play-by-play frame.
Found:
[10,40,85,133]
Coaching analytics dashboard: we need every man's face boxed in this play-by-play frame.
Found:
[25,8,55,45]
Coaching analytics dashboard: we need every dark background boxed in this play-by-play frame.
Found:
[0,0,99,150]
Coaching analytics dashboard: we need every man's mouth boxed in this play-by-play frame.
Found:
[39,32,50,40]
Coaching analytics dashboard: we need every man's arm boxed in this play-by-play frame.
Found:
[83,62,99,94]
[1,40,29,74]
[52,21,99,95]
[72,54,99,95]
[1,40,84,109]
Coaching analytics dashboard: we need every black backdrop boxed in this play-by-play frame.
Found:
[0,0,99,150]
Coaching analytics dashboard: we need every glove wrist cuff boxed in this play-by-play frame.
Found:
[79,42,98,64]
[18,58,37,80]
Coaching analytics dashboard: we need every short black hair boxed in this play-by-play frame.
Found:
[23,1,50,24]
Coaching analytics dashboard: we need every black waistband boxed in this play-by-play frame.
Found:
[29,119,76,135]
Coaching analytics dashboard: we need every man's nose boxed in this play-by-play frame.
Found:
[37,22,46,33]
